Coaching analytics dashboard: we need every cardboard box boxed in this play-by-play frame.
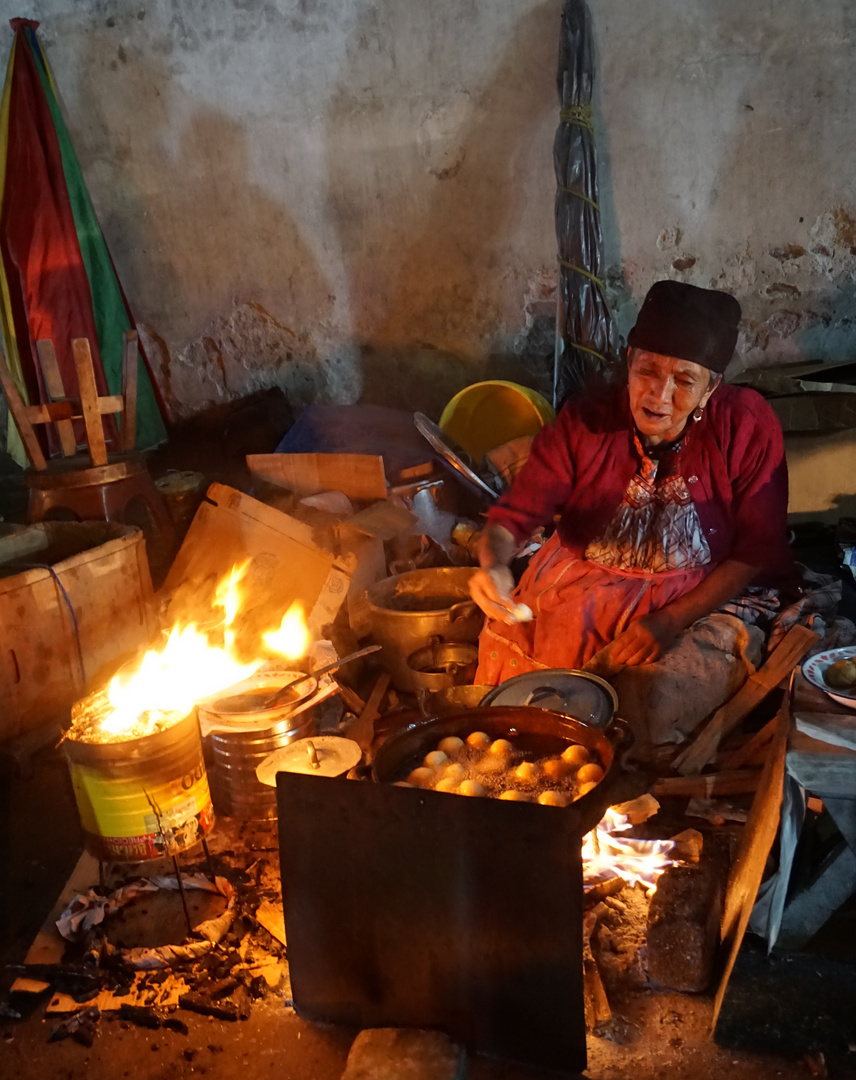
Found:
[162,483,353,640]
[247,453,388,501]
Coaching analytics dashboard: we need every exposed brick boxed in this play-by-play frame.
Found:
[647,862,723,992]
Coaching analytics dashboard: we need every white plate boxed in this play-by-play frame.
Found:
[802,646,856,705]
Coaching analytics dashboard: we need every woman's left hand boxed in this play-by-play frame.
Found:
[609,611,681,668]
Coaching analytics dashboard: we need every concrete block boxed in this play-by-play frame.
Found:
[647,862,723,992]
[341,1028,466,1080]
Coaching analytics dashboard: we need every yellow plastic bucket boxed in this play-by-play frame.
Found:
[438,381,554,462]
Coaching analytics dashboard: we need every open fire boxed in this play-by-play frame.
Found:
[583,804,676,895]
[77,561,312,742]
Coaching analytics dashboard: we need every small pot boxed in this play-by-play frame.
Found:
[372,705,631,835]
[364,567,484,691]
[406,640,479,692]
[420,684,494,715]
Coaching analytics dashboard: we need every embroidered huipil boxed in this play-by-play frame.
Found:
[475,381,791,681]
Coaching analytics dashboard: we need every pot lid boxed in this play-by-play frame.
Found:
[481,670,618,728]
[256,736,362,785]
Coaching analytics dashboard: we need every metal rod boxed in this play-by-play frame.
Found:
[172,854,194,936]
[201,837,216,881]
[262,644,382,709]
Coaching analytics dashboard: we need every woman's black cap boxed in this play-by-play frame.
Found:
[627,281,742,373]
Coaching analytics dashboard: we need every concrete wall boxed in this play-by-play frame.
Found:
[6,1,856,422]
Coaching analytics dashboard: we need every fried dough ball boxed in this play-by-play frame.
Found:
[459,779,486,797]
[423,750,449,769]
[441,762,467,783]
[407,767,435,787]
[577,762,604,785]
[576,780,598,798]
[561,744,590,767]
[513,761,541,786]
[538,790,571,808]
[466,731,491,749]
[824,658,856,689]
[435,776,459,793]
[543,757,572,782]
[437,736,465,756]
[499,790,530,802]
[394,781,413,788]
[488,738,514,757]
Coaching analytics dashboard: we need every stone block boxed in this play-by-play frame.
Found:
[341,1028,466,1080]
[647,862,723,992]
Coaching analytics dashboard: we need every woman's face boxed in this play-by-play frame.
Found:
[627,350,719,446]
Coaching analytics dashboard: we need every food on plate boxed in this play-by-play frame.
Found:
[823,657,856,690]
[437,736,465,756]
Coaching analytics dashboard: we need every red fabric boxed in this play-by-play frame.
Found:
[476,532,710,681]
[487,380,792,580]
[0,26,116,454]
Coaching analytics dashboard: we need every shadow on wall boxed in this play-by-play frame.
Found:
[69,35,338,419]
[322,0,558,411]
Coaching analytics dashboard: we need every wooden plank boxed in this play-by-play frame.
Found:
[347,670,391,754]
[71,338,108,466]
[0,347,47,469]
[652,769,761,798]
[794,710,856,753]
[721,716,778,769]
[785,729,856,797]
[121,329,138,452]
[713,695,789,1028]
[247,452,388,501]
[673,624,819,776]
[36,339,76,456]
[23,395,124,424]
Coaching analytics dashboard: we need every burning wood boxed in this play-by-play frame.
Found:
[583,802,677,896]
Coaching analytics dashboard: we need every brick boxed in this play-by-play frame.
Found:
[342,1028,466,1080]
[646,862,723,992]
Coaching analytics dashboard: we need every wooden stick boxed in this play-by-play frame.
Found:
[583,958,612,1027]
[36,339,76,457]
[347,671,391,754]
[0,347,47,469]
[72,338,108,466]
[334,679,367,715]
[121,329,138,452]
[721,716,778,770]
[673,624,818,776]
[652,769,761,798]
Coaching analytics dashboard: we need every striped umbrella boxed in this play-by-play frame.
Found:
[0,18,167,465]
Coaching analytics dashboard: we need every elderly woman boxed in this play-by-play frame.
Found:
[470,280,792,684]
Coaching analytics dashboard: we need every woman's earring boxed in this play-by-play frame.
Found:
[693,406,704,423]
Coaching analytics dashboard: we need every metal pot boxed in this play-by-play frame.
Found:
[406,640,479,693]
[363,567,484,691]
[420,683,494,715]
[371,705,631,835]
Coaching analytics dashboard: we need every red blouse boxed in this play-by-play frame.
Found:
[487,381,792,580]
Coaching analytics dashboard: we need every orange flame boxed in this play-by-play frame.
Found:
[99,563,311,738]
[583,806,676,895]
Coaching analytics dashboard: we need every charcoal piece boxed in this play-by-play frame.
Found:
[647,862,723,992]
[178,994,239,1021]
[118,1004,162,1030]
[164,1018,189,1035]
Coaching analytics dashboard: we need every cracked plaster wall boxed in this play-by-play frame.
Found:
[7,0,856,422]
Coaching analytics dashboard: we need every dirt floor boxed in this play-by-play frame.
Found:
[2,739,856,1080]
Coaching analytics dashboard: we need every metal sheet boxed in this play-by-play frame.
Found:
[276,773,586,1073]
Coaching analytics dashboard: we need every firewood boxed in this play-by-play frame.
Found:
[670,828,703,862]
[334,679,366,715]
[178,993,239,1021]
[610,793,660,824]
[583,958,612,1026]
[673,625,818,776]
[585,877,627,905]
[721,716,777,769]
[652,769,761,798]
[347,671,391,753]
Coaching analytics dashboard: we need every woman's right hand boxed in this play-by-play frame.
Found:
[469,565,518,624]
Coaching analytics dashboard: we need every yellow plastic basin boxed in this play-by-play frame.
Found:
[438,381,555,462]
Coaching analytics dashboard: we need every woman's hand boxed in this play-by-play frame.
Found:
[609,611,680,667]
[469,565,518,624]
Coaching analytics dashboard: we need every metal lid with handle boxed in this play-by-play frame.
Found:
[480,669,618,728]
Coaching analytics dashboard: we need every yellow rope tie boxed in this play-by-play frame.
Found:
[560,104,594,135]
[558,184,600,212]
[558,258,605,290]
[566,341,607,363]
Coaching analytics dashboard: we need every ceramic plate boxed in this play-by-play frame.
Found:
[802,646,856,704]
